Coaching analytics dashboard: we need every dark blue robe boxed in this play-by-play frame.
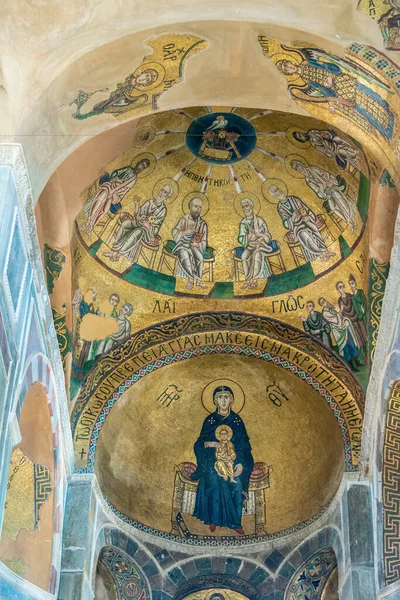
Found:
[191,409,254,530]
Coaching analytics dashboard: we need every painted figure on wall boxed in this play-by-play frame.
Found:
[301,300,332,347]
[96,303,133,356]
[290,160,357,233]
[91,68,159,116]
[238,197,272,289]
[349,273,368,337]
[104,183,173,262]
[275,47,394,141]
[268,184,334,262]
[190,386,254,534]
[336,281,368,357]
[72,288,99,375]
[318,297,361,371]
[291,128,361,171]
[172,196,208,290]
[83,159,151,237]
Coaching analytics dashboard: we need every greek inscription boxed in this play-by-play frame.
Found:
[266,380,289,407]
[163,43,185,61]
[156,384,183,407]
[153,299,177,314]
[356,251,368,274]
[272,295,304,313]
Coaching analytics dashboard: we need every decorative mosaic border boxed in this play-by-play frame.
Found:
[80,343,354,475]
[101,492,332,548]
[348,43,400,89]
[383,381,400,585]
[72,311,364,427]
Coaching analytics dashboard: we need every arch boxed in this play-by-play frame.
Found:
[92,525,159,596]
[284,547,338,600]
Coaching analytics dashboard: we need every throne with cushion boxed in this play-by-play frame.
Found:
[171,461,270,538]
[157,239,215,281]
[232,239,285,282]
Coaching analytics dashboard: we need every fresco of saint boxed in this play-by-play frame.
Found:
[172,196,208,290]
[268,184,335,262]
[290,160,358,233]
[291,128,361,171]
[238,197,273,289]
[190,386,254,534]
[83,158,150,237]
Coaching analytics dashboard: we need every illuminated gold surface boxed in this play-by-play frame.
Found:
[95,353,345,536]
[182,590,250,600]
[75,107,367,293]
[1,449,35,539]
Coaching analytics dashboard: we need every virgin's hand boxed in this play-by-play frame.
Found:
[205,441,220,448]
[234,463,243,477]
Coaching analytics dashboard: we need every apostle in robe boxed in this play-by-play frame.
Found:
[268,184,335,262]
[290,160,358,233]
[238,198,273,289]
[92,69,158,115]
[318,297,362,371]
[301,300,332,348]
[290,160,357,228]
[348,274,368,335]
[336,281,368,353]
[292,129,360,171]
[83,158,150,237]
[172,197,208,290]
[96,303,133,356]
[104,183,173,262]
[191,386,254,534]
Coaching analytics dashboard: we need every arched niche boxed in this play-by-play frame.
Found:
[0,382,55,591]
[285,548,338,600]
[94,545,150,600]
[181,591,250,600]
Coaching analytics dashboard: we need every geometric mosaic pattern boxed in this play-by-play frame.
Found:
[369,259,390,363]
[33,463,52,530]
[285,548,337,600]
[383,381,400,586]
[98,546,149,599]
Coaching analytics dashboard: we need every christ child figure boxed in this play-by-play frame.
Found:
[214,425,238,483]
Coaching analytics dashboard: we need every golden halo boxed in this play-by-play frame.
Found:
[262,178,289,205]
[271,51,303,84]
[233,191,261,217]
[182,191,210,217]
[201,379,245,414]
[215,425,233,442]
[205,591,231,600]
[133,62,166,90]
[153,178,179,205]
[285,153,309,179]
[130,152,157,178]
[132,125,156,148]
[287,126,311,149]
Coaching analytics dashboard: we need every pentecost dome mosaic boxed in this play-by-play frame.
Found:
[67,105,370,547]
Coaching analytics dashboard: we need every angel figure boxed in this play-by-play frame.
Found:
[276,46,394,141]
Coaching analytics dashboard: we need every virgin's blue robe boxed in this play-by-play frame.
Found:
[191,409,254,530]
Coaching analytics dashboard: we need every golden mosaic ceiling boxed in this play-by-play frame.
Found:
[68,105,368,546]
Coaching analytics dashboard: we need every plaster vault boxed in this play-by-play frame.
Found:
[0,3,399,600]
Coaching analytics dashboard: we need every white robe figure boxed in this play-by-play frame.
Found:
[238,214,272,281]
[277,194,332,262]
[303,165,357,233]
[172,214,208,284]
